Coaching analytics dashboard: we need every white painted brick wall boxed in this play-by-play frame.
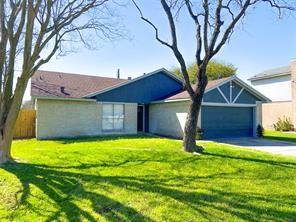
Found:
[149,101,192,138]
[36,99,137,139]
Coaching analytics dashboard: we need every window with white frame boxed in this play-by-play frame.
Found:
[102,104,124,131]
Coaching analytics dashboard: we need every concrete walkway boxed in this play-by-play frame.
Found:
[212,137,296,157]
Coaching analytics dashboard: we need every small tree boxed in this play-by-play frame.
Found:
[0,0,122,164]
[172,60,237,83]
[273,116,294,131]
[256,124,264,137]
[132,0,294,152]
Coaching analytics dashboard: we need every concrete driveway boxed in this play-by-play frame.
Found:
[212,137,296,157]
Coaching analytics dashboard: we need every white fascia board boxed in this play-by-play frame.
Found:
[97,101,137,105]
[202,102,256,107]
[150,98,190,104]
[248,72,290,81]
[84,68,184,98]
[151,99,257,107]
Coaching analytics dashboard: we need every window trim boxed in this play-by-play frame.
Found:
[102,103,125,132]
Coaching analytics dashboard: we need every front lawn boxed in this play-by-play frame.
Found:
[265,130,296,143]
[1,136,296,221]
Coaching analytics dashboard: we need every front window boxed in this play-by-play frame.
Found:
[102,104,124,131]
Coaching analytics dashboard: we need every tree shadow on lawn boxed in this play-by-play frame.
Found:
[203,152,296,169]
[2,162,152,222]
[47,134,159,145]
[2,158,296,221]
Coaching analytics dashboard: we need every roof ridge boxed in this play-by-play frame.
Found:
[36,70,128,81]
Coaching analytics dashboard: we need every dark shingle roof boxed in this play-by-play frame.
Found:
[31,70,233,101]
[165,77,232,100]
[31,70,128,98]
[248,66,291,81]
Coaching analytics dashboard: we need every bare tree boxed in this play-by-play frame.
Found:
[132,0,294,152]
[0,0,122,164]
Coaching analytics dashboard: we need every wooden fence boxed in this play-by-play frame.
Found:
[13,109,36,139]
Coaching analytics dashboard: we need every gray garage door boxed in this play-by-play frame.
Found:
[201,106,254,139]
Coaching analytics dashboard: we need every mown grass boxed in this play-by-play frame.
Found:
[0,135,296,221]
[264,130,296,143]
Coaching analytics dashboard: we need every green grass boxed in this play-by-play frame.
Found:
[264,130,296,143]
[0,135,296,221]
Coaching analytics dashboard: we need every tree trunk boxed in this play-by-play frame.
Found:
[183,67,208,153]
[0,77,28,164]
[0,124,14,164]
[183,97,203,152]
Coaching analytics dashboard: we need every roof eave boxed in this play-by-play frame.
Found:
[248,72,291,81]
[32,96,96,102]
[231,77,271,102]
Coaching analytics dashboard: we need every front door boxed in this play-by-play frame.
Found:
[137,106,144,132]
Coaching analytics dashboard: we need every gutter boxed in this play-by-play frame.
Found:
[32,96,97,102]
[248,72,291,81]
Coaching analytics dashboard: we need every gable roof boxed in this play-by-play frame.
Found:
[157,75,270,102]
[248,66,291,81]
[31,68,183,100]
[84,68,183,98]
[31,70,128,99]
[164,77,232,100]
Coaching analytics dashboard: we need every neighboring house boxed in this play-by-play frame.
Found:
[249,60,296,129]
[31,68,269,139]
[21,99,35,110]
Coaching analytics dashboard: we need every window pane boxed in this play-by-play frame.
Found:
[102,104,125,131]
[114,118,124,130]
[102,118,113,130]
[114,104,124,117]
[103,104,113,117]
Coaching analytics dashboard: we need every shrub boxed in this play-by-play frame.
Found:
[256,124,264,137]
[196,127,203,140]
[273,116,294,131]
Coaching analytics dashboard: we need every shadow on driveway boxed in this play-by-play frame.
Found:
[210,137,296,157]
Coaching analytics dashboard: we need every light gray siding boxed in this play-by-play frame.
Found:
[36,99,137,139]
[149,101,201,138]
[149,101,187,138]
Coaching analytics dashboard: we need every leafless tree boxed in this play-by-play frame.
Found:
[0,0,123,163]
[132,0,294,152]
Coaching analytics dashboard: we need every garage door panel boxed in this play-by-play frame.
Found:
[201,106,254,138]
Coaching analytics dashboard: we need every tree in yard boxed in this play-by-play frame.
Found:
[132,0,294,152]
[171,60,237,83]
[0,0,122,163]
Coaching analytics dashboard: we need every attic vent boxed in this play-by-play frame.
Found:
[60,86,70,95]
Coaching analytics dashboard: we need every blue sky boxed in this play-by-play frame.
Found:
[24,1,296,101]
